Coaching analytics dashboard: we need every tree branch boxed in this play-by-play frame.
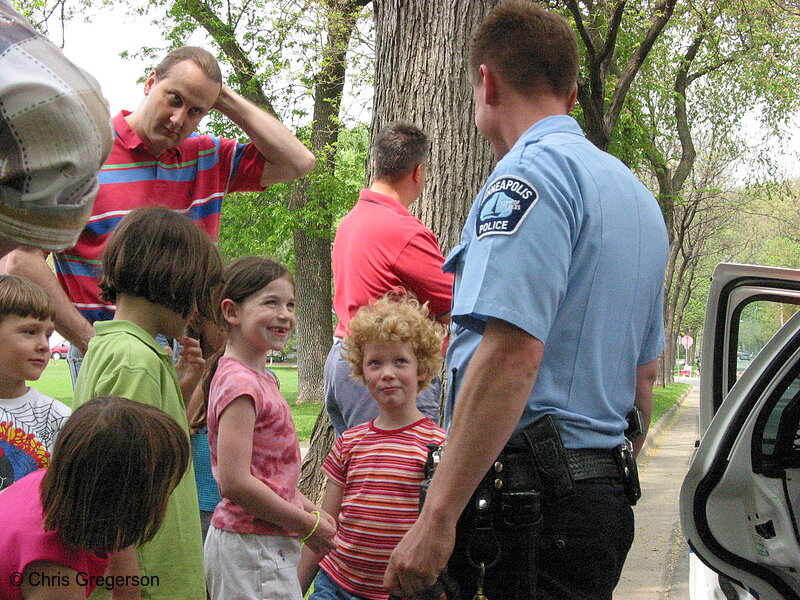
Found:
[598,0,627,75]
[671,28,704,192]
[605,0,677,137]
[564,0,597,61]
[173,0,276,113]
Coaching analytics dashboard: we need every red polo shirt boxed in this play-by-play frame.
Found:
[332,188,453,337]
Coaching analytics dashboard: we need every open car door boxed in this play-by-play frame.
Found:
[681,263,800,599]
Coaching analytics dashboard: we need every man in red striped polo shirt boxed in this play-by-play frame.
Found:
[6,46,314,385]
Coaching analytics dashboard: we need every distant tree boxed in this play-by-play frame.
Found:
[629,0,800,382]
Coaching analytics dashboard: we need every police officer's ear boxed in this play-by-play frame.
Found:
[567,83,578,113]
[478,64,498,106]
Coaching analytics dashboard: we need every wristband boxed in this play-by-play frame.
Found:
[299,510,321,543]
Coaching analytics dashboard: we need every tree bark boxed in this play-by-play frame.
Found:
[296,0,368,502]
[370,0,497,253]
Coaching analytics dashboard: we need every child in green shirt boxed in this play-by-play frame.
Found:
[74,205,223,600]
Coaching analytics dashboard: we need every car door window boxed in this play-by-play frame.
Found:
[754,363,800,475]
[730,298,800,384]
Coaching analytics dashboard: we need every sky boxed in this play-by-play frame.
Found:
[56,7,200,115]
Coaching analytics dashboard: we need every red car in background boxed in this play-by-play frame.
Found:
[50,341,70,360]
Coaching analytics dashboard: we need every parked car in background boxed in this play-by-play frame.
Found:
[50,341,70,360]
[681,263,800,599]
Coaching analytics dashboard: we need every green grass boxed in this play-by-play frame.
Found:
[652,382,690,423]
[31,360,73,406]
[32,359,322,441]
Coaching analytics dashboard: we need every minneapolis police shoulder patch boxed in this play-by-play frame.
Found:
[476,175,539,239]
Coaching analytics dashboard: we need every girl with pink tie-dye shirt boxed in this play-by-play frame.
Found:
[202,257,337,600]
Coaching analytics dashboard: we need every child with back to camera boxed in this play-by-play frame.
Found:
[0,396,191,600]
[202,256,336,600]
[0,275,71,492]
[73,206,223,600]
[298,294,447,600]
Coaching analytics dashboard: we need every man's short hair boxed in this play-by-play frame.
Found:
[0,274,54,323]
[372,122,430,183]
[99,206,223,321]
[154,46,223,84]
[470,0,579,98]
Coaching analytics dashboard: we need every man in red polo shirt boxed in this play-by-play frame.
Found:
[6,46,315,384]
[325,122,453,435]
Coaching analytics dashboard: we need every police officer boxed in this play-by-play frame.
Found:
[384,2,668,599]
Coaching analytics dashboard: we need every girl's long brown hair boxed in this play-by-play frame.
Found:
[190,256,292,430]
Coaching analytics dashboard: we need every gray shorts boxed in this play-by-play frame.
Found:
[204,526,302,600]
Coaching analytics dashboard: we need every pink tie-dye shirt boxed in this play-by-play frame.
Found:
[207,356,303,535]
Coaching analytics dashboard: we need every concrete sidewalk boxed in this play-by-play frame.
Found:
[615,376,699,599]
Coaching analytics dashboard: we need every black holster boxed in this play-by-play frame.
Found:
[420,415,574,600]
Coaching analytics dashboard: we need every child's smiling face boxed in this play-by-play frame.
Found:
[227,275,296,353]
[362,340,422,412]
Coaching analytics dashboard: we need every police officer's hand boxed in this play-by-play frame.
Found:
[384,511,455,598]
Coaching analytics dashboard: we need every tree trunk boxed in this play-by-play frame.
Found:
[298,405,334,505]
[296,0,368,501]
[292,224,334,405]
[370,0,497,253]
[291,0,367,406]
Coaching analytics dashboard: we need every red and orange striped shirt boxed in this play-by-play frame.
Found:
[319,418,446,600]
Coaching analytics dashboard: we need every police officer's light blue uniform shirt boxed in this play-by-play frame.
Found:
[444,115,668,450]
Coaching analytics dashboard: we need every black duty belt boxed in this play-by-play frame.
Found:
[565,448,620,480]
[499,446,619,486]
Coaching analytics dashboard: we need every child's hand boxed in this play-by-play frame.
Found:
[303,511,337,556]
[175,336,205,399]
[319,508,337,531]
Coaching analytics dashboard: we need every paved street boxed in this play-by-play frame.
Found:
[615,376,699,599]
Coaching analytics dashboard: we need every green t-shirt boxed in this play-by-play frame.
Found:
[74,320,205,600]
